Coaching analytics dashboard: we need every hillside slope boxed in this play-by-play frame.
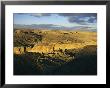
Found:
[14,29,97,75]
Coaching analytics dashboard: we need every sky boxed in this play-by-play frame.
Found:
[14,13,97,31]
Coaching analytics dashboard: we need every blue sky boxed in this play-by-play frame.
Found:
[14,13,97,30]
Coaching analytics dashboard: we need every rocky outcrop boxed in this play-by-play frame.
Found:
[29,43,86,53]
[14,43,96,54]
[14,47,24,54]
[14,47,32,54]
[28,44,54,53]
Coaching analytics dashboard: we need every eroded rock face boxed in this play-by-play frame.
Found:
[14,47,24,54]
[29,43,86,53]
[14,42,97,54]
[29,44,54,53]
[14,47,32,54]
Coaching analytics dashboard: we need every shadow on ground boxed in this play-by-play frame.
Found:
[14,45,97,75]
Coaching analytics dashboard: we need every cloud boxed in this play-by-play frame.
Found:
[30,13,51,17]
[29,13,97,25]
[68,16,97,25]
[57,13,97,25]
[16,13,97,25]
[15,13,26,15]
[15,13,97,28]
[88,17,97,23]
[29,13,97,19]
[58,13,97,17]
[68,16,85,24]
[15,13,51,17]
